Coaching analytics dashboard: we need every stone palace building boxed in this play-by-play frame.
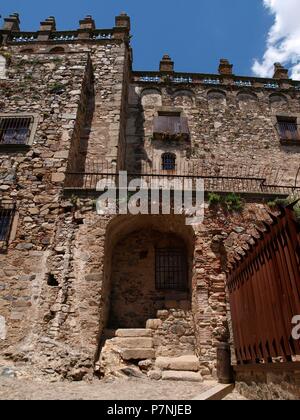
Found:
[0,13,299,383]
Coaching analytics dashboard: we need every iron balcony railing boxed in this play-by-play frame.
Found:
[64,160,300,196]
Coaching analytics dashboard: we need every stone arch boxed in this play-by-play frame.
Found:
[20,48,34,54]
[141,88,162,107]
[173,89,195,106]
[0,55,7,79]
[269,92,289,111]
[237,90,258,110]
[207,89,227,110]
[269,93,288,104]
[102,215,195,329]
[49,46,65,54]
[236,91,258,102]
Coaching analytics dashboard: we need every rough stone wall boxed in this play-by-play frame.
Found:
[0,51,89,359]
[152,309,196,359]
[0,37,130,379]
[126,83,300,184]
[235,364,300,400]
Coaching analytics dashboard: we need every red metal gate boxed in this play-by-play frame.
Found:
[227,204,300,364]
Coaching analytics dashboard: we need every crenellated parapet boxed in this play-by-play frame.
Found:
[0,12,131,46]
[133,56,300,92]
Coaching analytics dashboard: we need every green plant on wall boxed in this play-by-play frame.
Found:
[208,192,222,207]
[208,192,244,212]
[267,194,300,222]
[224,193,244,212]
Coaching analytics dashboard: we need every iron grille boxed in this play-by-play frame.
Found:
[0,117,33,145]
[155,248,188,291]
[277,119,300,141]
[162,153,176,171]
[0,204,15,247]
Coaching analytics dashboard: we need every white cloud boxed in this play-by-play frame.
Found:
[253,0,300,80]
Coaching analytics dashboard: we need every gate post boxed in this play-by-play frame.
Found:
[217,342,234,384]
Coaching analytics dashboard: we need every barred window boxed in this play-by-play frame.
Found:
[0,204,15,248]
[0,117,33,145]
[155,248,188,291]
[162,153,176,171]
[277,117,299,142]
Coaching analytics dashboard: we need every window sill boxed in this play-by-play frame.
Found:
[0,144,31,152]
[280,139,300,146]
[153,133,190,142]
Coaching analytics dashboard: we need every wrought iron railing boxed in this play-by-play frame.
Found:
[90,30,113,40]
[50,32,78,42]
[64,160,299,196]
[10,32,38,43]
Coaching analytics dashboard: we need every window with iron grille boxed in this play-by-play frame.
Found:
[155,248,188,291]
[0,205,15,249]
[277,117,299,142]
[162,153,176,171]
[0,116,33,146]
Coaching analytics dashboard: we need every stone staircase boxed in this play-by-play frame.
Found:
[97,327,203,382]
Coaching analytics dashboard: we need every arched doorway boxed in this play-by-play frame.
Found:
[103,215,195,330]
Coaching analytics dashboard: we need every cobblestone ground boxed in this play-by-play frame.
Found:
[0,377,216,400]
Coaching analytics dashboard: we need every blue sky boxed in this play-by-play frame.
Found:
[0,0,273,76]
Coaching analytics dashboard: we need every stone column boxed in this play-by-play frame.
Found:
[37,16,56,41]
[1,13,20,44]
[113,12,131,40]
[78,15,95,40]
[159,54,174,73]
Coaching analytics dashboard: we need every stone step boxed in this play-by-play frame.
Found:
[162,370,203,382]
[115,329,153,338]
[112,337,154,349]
[155,356,200,372]
[121,348,155,361]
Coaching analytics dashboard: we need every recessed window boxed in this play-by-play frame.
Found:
[162,153,176,171]
[0,114,38,149]
[277,117,299,143]
[0,204,15,251]
[153,113,189,141]
[155,248,188,291]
